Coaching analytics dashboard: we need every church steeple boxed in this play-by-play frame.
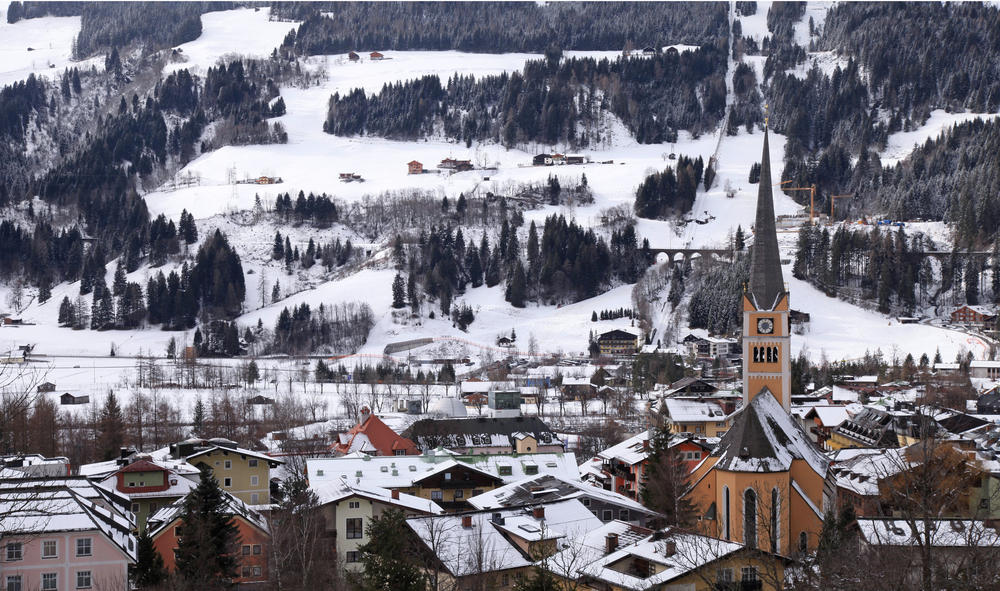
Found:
[748,127,785,310]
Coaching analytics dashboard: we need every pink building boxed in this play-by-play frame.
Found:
[1,486,136,591]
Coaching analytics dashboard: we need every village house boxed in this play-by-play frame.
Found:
[403,416,563,455]
[406,499,603,590]
[333,407,420,456]
[168,438,283,506]
[559,523,788,591]
[95,457,200,531]
[36,381,55,393]
[560,376,597,400]
[369,51,384,60]
[977,387,1000,414]
[0,454,70,477]
[311,478,442,569]
[0,483,136,591]
[588,430,652,501]
[660,398,733,437]
[438,157,473,172]
[148,492,270,586]
[466,473,659,527]
[971,360,1000,380]
[532,153,553,166]
[685,335,739,359]
[306,449,580,511]
[407,160,423,174]
[348,50,359,61]
[799,405,852,449]
[59,392,90,405]
[597,329,639,356]
[951,304,997,326]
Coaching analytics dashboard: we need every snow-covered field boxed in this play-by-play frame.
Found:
[0,14,103,87]
[880,110,1000,167]
[163,7,298,75]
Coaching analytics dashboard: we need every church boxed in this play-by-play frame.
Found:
[684,128,835,554]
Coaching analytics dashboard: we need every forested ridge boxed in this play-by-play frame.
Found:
[325,46,728,147]
[278,2,728,54]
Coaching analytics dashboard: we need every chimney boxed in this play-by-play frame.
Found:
[642,438,650,452]
[391,490,400,500]
[532,506,545,519]
[605,533,619,554]
[360,406,371,423]
[663,540,676,557]
[462,515,473,528]
[492,512,505,525]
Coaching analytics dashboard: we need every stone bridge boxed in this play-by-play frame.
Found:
[646,248,734,266]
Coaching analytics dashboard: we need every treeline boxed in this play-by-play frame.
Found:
[6,1,83,23]
[278,2,727,54]
[678,254,750,335]
[73,2,234,58]
[273,191,340,226]
[325,47,728,147]
[592,308,636,321]
[269,302,374,355]
[270,230,361,275]
[634,155,704,219]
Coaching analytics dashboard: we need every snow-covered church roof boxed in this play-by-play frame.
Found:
[710,389,829,475]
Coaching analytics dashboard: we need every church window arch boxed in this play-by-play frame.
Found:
[723,486,731,540]
[799,531,808,553]
[743,488,757,549]
[770,488,779,553]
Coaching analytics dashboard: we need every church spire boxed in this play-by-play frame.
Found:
[748,126,785,310]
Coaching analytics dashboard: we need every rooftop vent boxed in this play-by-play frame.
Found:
[606,533,619,554]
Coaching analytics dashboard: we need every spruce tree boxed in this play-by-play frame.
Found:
[97,391,125,461]
[113,259,127,296]
[192,399,205,434]
[272,231,284,260]
[355,509,424,591]
[174,467,240,591]
[506,262,527,308]
[392,273,406,308]
[38,276,51,303]
[58,296,74,326]
[641,427,696,527]
[407,273,419,314]
[132,528,166,589]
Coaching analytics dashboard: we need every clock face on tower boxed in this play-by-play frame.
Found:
[757,317,774,334]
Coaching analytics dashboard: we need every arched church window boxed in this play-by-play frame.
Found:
[770,488,779,553]
[799,531,808,553]
[723,486,730,540]
[744,489,757,549]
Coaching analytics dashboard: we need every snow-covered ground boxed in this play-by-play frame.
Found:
[880,110,1000,167]
[163,7,299,75]
[0,14,103,87]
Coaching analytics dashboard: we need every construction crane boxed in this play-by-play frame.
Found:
[829,194,853,224]
[779,180,817,224]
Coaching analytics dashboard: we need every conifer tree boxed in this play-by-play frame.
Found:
[506,262,527,308]
[113,259,127,296]
[132,528,166,589]
[174,467,240,591]
[642,427,696,527]
[354,509,424,591]
[97,391,124,461]
[392,273,406,309]
[407,273,419,314]
[272,231,284,260]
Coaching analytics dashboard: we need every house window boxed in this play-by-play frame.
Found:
[252,566,261,577]
[76,571,92,589]
[501,574,510,587]
[224,478,232,487]
[4,542,21,561]
[41,573,57,591]
[249,459,258,468]
[741,567,759,582]
[394,450,406,456]
[431,491,443,501]
[349,501,360,509]
[619,510,629,521]
[241,567,251,578]
[444,473,452,481]
[345,551,360,563]
[242,545,251,556]
[150,502,158,512]
[346,518,363,539]
[454,489,464,499]
[224,460,232,469]
[472,489,483,497]
[525,465,539,475]
[602,510,612,521]
[582,498,591,507]
[250,493,259,505]
[174,526,182,539]
[498,466,512,476]
[76,538,92,557]
[6,575,22,591]
[42,540,57,558]
[316,470,324,477]
[250,475,259,487]
[131,503,140,513]
[717,568,734,582]
[252,544,261,555]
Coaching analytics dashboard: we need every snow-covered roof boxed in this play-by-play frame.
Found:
[858,519,1000,548]
[934,363,961,371]
[576,527,746,590]
[461,380,514,393]
[79,450,202,479]
[597,430,650,466]
[406,499,602,576]
[971,360,1000,369]
[710,390,829,475]
[562,377,595,387]
[831,448,909,497]
[306,450,580,489]
[467,474,652,514]
[147,489,269,538]
[0,487,136,562]
[545,520,653,580]
[312,477,443,514]
[804,405,852,428]
[663,399,728,423]
[832,385,860,402]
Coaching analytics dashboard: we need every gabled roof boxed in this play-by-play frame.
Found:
[312,477,443,514]
[598,431,650,466]
[858,518,1000,548]
[333,412,418,456]
[710,389,828,474]
[467,474,654,514]
[118,459,168,473]
[663,398,728,423]
[747,127,785,310]
[147,489,269,539]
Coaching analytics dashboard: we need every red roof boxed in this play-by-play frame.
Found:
[332,413,419,456]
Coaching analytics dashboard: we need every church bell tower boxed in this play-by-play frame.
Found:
[743,127,791,411]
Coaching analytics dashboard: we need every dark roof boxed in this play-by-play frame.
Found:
[748,128,785,310]
[598,329,637,341]
[937,412,989,435]
[710,388,828,474]
[403,416,556,440]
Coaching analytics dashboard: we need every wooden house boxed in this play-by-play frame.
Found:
[60,393,90,405]
[37,381,56,393]
[348,51,359,61]
[951,305,996,326]
[369,51,384,60]
[407,160,423,174]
